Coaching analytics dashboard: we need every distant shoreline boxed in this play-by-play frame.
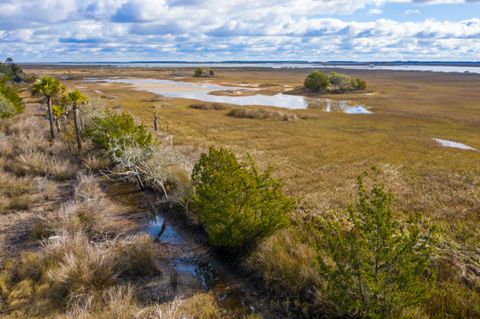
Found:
[19,61,480,74]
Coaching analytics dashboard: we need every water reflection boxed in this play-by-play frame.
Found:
[100,78,309,109]
[308,98,372,114]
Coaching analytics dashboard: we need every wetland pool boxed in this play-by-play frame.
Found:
[94,78,372,113]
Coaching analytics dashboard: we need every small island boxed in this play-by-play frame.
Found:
[302,71,367,93]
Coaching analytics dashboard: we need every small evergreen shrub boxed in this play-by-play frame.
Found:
[304,71,330,92]
[85,112,152,153]
[314,168,434,318]
[0,76,24,118]
[192,147,294,247]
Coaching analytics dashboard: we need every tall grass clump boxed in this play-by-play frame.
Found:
[247,228,320,297]
[190,103,227,110]
[192,147,294,248]
[227,108,297,121]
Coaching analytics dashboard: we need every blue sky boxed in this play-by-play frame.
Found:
[0,0,479,62]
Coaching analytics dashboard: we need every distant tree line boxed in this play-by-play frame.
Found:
[194,68,215,77]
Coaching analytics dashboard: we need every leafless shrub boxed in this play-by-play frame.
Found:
[105,142,193,205]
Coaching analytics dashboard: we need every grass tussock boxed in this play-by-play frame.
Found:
[247,228,320,297]
[1,231,159,317]
[190,102,228,111]
[84,151,111,172]
[110,234,158,278]
[227,108,298,121]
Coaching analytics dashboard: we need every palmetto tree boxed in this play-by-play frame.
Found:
[66,90,88,151]
[32,76,65,140]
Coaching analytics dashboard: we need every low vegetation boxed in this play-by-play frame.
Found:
[193,68,215,77]
[304,71,367,92]
[227,108,298,121]
[190,102,227,110]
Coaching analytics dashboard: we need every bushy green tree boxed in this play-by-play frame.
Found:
[85,112,152,154]
[315,169,434,318]
[354,78,367,90]
[192,147,294,248]
[194,68,203,77]
[329,72,354,91]
[304,71,330,92]
[0,76,23,118]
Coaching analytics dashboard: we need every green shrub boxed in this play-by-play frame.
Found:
[304,71,330,92]
[354,78,367,90]
[192,147,294,247]
[314,169,434,318]
[0,92,17,118]
[194,68,203,77]
[0,76,24,118]
[85,112,152,153]
[329,72,356,92]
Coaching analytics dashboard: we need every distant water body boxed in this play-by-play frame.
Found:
[32,61,480,74]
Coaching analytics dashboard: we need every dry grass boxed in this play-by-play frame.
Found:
[1,231,159,316]
[110,234,158,278]
[84,152,111,172]
[65,285,138,319]
[0,169,33,213]
[56,201,101,236]
[247,228,320,297]
[75,172,102,202]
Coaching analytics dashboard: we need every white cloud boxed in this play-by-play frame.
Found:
[368,8,384,15]
[0,0,479,61]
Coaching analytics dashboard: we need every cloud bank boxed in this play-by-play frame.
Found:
[0,0,479,61]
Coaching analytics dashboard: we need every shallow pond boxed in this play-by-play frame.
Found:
[95,78,372,113]
[309,98,372,114]
[101,78,309,109]
[433,138,476,151]
[146,215,184,244]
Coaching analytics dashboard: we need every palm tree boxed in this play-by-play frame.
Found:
[66,90,88,151]
[32,76,65,140]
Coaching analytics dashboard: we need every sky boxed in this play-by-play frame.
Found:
[0,0,479,62]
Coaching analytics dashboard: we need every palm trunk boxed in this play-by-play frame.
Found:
[47,96,56,140]
[55,117,60,134]
[153,112,158,132]
[73,104,82,151]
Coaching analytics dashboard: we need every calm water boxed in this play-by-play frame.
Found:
[97,78,372,113]
[433,138,477,151]
[101,78,309,109]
